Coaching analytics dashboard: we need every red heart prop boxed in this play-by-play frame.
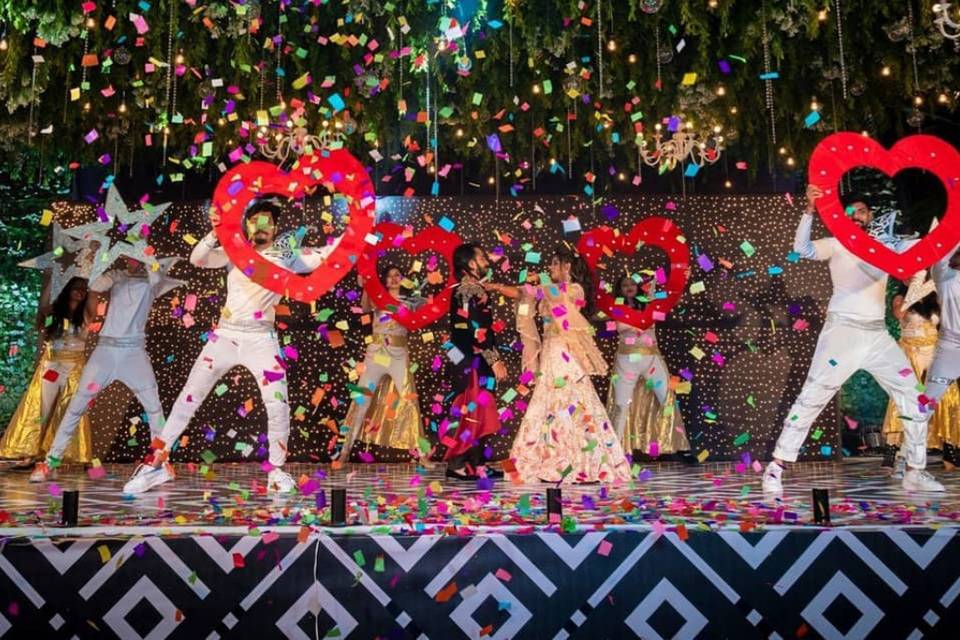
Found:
[357,222,462,330]
[211,149,375,302]
[808,132,960,278]
[577,217,690,330]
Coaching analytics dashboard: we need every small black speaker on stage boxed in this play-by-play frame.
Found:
[812,488,830,524]
[331,488,346,526]
[546,488,562,524]
[61,491,79,527]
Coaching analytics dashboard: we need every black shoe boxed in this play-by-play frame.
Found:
[445,468,477,482]
[479,466,504,479]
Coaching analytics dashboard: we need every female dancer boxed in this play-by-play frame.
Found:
[881,275,960,473]
[0,277,94,468]
[607,275,691,457]
[486,247,631,484]
[339,265,430,464]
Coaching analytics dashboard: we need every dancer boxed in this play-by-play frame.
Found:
[442,243,506,481]
[338,265,428,464]
[0,277,94,468]
[488,247,631,484]
[918,244,960,470]
[607,275,691,457]
[123,202,340,495]
[763,186,943,493]
[881,274,960,474]
[31,258,182,482]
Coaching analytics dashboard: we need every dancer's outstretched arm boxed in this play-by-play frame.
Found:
[190,210,231,268]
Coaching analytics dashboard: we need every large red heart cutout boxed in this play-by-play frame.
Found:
[808,132,960,278]
[577,217,690,330]
[357,222,462,330]
[211,148,376,302]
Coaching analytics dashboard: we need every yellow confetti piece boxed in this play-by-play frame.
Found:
[682,72,698,85]
[697,449,710,463]
[39,209,54,226]
[97,545,111,563]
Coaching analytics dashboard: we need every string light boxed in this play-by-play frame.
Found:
[628,53,637,64]
[810,97,819,111]
[716,85,726,96]
[607,40,617,52]
[818,8,828,21]
[0,38,7,52]
[881,65,891,77]
[938,92,950,104]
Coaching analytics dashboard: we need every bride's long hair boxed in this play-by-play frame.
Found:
[552,246,595,316]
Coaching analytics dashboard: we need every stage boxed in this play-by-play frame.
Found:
[0,459,958,638]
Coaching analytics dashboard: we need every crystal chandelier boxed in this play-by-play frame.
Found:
[638,119,724,172]
[932,3,960,44]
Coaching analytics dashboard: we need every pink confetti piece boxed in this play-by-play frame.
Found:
[597,540,613,556]
[495,568,512,581]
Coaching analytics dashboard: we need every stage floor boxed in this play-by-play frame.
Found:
[1,457,958,534]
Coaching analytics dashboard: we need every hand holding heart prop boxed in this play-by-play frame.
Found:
[357,222,462,331]
[808,132,960,278]
[577,216,690,330]
[211,148,375,302]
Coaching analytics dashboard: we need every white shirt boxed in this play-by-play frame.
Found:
[191,231,338,329]
[931,245,960,334]
[794,214,913,322]
[90,270,164,339]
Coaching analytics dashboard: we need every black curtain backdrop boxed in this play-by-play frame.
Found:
[51,194,837,464]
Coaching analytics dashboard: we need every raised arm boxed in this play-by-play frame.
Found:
[190,231,230,268]
[794,185,835,261]
[288,235,343,274]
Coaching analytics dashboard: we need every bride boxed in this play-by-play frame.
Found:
[485,247,631,484]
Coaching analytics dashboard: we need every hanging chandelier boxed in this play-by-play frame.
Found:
[932,4,960,43]
[258,123,347,164]
[638,119,724,172]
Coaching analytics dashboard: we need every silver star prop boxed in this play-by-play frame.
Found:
[18,223,92,300]
[63,184,171,283]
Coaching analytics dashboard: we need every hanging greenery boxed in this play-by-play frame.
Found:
[0,0,957,194]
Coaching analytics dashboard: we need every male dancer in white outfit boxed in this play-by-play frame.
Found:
[31,257,182,482]
[123,202,339,494]
[918,246,960,422]
[763,185,944,493]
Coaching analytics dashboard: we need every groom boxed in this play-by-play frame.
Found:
[443,243,507,481]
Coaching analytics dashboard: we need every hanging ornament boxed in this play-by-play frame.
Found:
[597,0,604,98]
[835,0,848,99]
[907,1,921,93]
[907,108,925,128]
[114,46,131,65]
[884,17,911,42]
[640,0,663,14]
[761,0,777,145]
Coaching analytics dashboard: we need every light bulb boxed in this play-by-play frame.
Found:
[118,102,127,113]
[778,146,787,155]
[618,172,625,180]
[724,179,732,188]
[914,95,924,105]
[607,40,616,52]
[729,106,738,114]
[716,85,726,96]
[456,128,464,137]
[628,54,637,64]
[532,84,540,94]
[881,66,891,77]
[713,125,722,134]
[86,17,96,29]
[175,53,184,65]
[487,177,495,185]
[818,9,828,21]
[939,92,950,104]
[810,98,819,111]
[0,39,7,51]
[787,157,795,166]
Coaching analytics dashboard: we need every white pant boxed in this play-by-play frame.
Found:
[49,342,164,460]
[41,358,80,423]
[773,315,929,469]
[159,328,289,467]
[342,344,409,457]
[611,352,670,440]
[924,329,960,406]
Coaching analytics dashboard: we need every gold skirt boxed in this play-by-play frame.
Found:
[882,337,960,448]
[0,347,93,463]
[606,357,690,455]
[342,365,424,455]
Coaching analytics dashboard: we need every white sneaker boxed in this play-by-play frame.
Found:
[122,463,174,495]
[762,461,784,494]
[902,468,946,492]
[29,462,54,483]
[891,456,906,480]
[267,468,297,494]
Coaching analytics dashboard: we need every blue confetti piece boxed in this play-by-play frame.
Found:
[684,163,700,178]
[768,265,784,276]
[759,71,780,80]
[438,215,455,231]
[804,111,822,128]
[327,92,346,113]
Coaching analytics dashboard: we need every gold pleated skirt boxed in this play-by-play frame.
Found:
[342,367,425,455]
[606,371,690,455]
[883,336,960,448]
[0,347,93,463]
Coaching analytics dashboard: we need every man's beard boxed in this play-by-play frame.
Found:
[253,234,271,247]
